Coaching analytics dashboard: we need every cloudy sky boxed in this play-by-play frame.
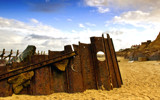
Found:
[0,0,160,53]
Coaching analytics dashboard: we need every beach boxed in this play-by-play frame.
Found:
[0,57,160,100]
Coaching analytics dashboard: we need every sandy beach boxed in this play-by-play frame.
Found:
[0,57,160,100]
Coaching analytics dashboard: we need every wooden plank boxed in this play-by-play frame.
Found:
[79,43,97,90]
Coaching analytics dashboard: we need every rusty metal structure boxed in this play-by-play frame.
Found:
[0,34,122,97]
[0,49,19,60]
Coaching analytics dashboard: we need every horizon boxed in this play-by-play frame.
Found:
[0,0,160,52]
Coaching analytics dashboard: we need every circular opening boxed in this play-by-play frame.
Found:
[97,51,105,61]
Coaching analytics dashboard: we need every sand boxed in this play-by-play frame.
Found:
[0,57,160,100]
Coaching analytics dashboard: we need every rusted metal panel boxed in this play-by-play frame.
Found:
[19,55,37,95]
[0,64,13,96]
[49,51,68,92]
[0,52,76,81]
[64,45,72,93]
[29,55,51,95]
[66,45,84,93]
[64,45,72,53]
[79,42,97,90]
[34,66,51,95]
[29,55,39,95]
[19,87,29,95]
[0,79,12,97]
[107,34,123,87]
[0,65,7,75]
[103,35,119,88]
[90,37,112,90]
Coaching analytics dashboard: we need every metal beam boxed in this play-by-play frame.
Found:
[0,51,77,81]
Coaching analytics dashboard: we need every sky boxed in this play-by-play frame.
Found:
[0,0,160,53]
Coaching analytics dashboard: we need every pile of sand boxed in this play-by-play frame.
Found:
[0,57,160,100]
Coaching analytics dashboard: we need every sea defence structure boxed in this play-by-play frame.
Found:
[0,34,123,97]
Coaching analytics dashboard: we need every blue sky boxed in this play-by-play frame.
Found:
[0,0,160,53]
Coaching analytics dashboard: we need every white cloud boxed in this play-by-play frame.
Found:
[0,17,71,51]
[73,28,103,43]
[85,22,96,27]
[112,10,160,29]
[71,30,76,33]
[104,9,160,51]
[103,5,160,51]
[84,0,109,13]
[67,18,72,22]
[84,0,160,14]
[0,17,64,38]
[79,23,96,28]
[104,27,159,51]
[30,18,39,24]
[84,0,160,11]
[97,7,109,13]
[84,0,108,7]
[107,0,160,11]
[83,0,160,51]
[0,17,105,52]
[79,23,85,28]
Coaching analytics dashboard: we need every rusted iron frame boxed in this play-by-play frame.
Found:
[66,44,84,93]
[107,34,123,85]
[89,39,100,90]
[102,34,114,89]
[78,42,97,90]
[64,45,73,93]
[0,51,77,81]
[90,36,112,90]
[110,38,123,85]
[77,43,85,90]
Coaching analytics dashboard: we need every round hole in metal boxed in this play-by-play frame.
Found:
[97,51,105,61]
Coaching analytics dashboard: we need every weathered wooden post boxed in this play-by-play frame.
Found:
[0,49,5,59]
